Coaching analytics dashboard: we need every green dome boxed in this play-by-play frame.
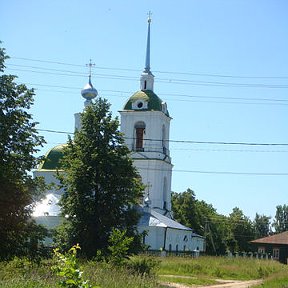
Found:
[123,90,169,116]
[38,144,66,170]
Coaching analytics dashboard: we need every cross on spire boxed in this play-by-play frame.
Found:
[147,11,152,23]
[86,59,95,84]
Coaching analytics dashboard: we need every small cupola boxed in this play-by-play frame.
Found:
[81,60,98,107]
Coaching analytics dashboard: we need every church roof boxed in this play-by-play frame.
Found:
[139,209,203,237]
[123,90,170,116]
[38,144,65,171]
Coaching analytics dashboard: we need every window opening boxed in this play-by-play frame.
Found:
[137,102,143,109]
[163,177,168,209]
[273,248,280,260]
[134,122,145,152]
[162,125,167,154]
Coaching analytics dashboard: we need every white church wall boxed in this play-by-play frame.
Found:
[120,110,171,155]
[138,226,166,250]
[134,159,172,211]
[165,229,205,252]
[33,170,63,195]
[138,225,205,252]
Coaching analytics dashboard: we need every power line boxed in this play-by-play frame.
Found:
[16,82,288,107]
[172,148,288,153]
[172,169,288,176]
[39,141,288,153]
[8,66,288,89]
[37,128,288,146]
[10,56,288,79]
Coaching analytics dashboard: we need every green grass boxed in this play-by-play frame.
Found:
[1,255,288,287]
[0,258,158,288]
[254,270,288,288]
[158,256,287,281]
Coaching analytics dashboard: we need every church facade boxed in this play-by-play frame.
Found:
[33,16,205,253]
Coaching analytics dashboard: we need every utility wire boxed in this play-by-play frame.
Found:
[14,82,288,106]
[39,141,288,153]
[37,128,288,146]
[10,56,288,79]
[7,66,288,89]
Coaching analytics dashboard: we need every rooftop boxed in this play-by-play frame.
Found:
[38,144,66,171]
[251,231,288,245]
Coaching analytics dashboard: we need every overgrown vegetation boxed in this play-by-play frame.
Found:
[0,44,47,261]
[0,252,159,288]
[1,255,288,287]
[52,244,98,288]
[159,256,286,281]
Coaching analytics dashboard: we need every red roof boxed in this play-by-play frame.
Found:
[251,231,288,245]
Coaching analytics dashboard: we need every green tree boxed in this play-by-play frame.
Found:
[273,204,288,233]
[55,98,144,258]
[228,207,254,252]
[253,213,271,239]
[171,189,198,230]
[0,46,46,259]
[171,189,229,255]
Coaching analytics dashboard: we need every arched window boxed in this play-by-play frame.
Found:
[162,124,167,154]
[134,121,145,152]
[163,177,167,209]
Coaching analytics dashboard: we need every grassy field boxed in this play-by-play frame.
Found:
[0,257,157,288]
[159,256,285,280]
[1,255,288,287]
[159,256,288,287]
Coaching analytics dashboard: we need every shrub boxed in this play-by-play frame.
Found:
[107,228,133,266]
[126,256,160,276]
[52,244,99,288]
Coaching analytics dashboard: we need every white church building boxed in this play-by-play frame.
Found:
[33,16,205,254]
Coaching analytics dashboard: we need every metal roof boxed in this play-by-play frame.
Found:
[38,144,66,170]
[123,90,170,116]
[251,231,288,245]
[139,208,203,238]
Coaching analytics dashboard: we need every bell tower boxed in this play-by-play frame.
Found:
[119,14,173,216]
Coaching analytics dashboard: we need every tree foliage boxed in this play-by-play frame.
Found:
[228,207,254,252]
[273,204,288,233]
[172,189,260,255]
[55,98,144,258]
[0,45,46,259]
[172,189,228,254]
[253,213,271,238]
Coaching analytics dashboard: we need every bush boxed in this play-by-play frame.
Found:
[126,256,160,276]
[52,244,99,288]
[107,228,133,266]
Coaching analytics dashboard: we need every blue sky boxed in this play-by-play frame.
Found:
[1,0,287,220]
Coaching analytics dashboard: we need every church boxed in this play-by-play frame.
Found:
[33,16,205,254]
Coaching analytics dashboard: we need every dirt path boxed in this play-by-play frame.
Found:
[197,279,263,288]
[161,277,263,288]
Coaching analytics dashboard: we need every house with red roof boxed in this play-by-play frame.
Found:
[250,231,288,264]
